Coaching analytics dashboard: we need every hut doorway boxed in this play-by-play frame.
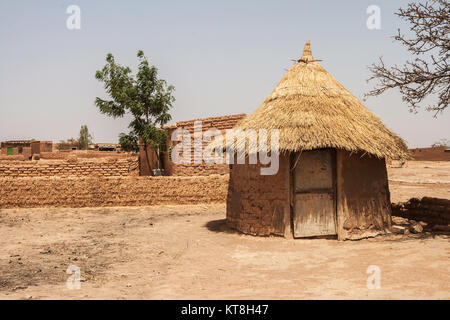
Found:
[292,149,337,237]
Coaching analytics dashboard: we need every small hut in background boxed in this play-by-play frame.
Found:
[224,42,409,240]
[1,140,53,159]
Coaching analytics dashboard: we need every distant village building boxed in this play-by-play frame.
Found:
[222,42,409,240]
[55,141,78,151]
[0,140,52,159]
[139,114,246,176]
[90,143,121,152]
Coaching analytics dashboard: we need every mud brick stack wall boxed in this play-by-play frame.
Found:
[168,163,229,176]
[40,151,133,160]
[0,158,138,178]
[165,113,246,176]
[0,155,26,161]
[0,174,229,208]
[39,152,71,160]
[392,197,450,225]
[226,155,290,237]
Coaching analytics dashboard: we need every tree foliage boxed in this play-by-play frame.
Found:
[366,0,449,115]
[56,125,93,151]
[77,125,93,150]
[118,133,138,153]
[95,50,175,167]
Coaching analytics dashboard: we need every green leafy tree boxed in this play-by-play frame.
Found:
[77,125,93,150]
[118,133,139,153]
[95,50,175,171]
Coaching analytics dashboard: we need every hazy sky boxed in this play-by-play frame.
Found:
[0,0,448,147]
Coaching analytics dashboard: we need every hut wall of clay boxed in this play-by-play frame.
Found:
[336,150,392,240]
[226,154,290,237]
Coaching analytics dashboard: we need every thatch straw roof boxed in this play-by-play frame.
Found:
[213,41,409,160]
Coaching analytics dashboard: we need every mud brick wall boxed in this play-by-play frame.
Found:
[40,151,133,160]
[165,113,246,176]
[392,197,450,225]
[409,147,450,161]
[39,152,71,160]
[168,164,229,176]
[226,155,290,237]
[0,175,229,208]
[0,155,26,161]
[0,158,139,178]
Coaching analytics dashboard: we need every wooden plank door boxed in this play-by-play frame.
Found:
[293,149,337,237]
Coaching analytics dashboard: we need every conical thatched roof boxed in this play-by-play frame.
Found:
[215,41,409,160]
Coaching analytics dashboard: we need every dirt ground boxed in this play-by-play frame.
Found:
[388,161,450,202]
[0,161,449,300]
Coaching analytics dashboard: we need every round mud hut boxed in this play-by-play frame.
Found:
[222,41,409,240]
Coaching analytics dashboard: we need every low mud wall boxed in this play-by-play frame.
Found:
[409,147,450,161]
[0,155,26,161]
[0,158,138,178]
[392,197,450,225]
[169,163,230,176]
[40,151,133,160]
[0,175,229,208]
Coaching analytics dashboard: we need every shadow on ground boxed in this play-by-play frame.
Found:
[204,219,241,235]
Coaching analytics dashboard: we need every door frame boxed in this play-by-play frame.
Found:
[289,148,338,238]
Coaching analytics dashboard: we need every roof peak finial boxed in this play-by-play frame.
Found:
[301,41,314,62]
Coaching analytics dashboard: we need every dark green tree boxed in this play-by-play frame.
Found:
[118,133,139,153]
[77,125,93,150]
[95,50,175,171]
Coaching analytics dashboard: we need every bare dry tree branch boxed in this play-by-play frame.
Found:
[366,0,449,116]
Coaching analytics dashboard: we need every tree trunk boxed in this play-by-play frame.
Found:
[144,140,154,176]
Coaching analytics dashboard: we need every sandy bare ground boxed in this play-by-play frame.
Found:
[388,161,450,202]
[0,161,449,300]
[0,204,449,300]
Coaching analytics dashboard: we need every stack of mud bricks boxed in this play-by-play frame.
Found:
[0,158,139,178]
[169,114,246,176]
[392,197,450,225]
[171,164,229,176]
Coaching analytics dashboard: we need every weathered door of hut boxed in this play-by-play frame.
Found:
[293,149,336,237]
